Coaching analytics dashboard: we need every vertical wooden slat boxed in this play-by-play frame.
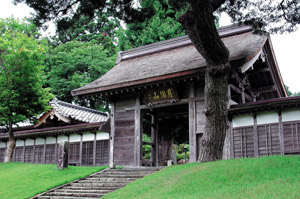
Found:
[244,128,247,157]
[33,139,36,163]
[155,118,159,166]
[269,125,272,155]
[240,128,243,158]
[189,83,197,163]
[229,121,234,159]
[253,114,259,157]
[43,138,46,163]
[278,111,284,155]
[13,146,16,162]
[23,142,25,162]
[79,134,83,166]
[134,96,142,166]
[296,123,299,149]
[109,101,115,168]
[93,132,96,166]
[54,136,58,164]
[151,112,156,166]
[292,124,295,149]
[265,125,268,155]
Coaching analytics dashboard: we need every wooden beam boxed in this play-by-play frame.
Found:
[33,138,36,163]
[43,138,46,163]
[54,136,58,164]
[189,83,197,163]
[79,134,83,166]
[245,67,270,75]
[229,84,253,102]
[109,102,115,168]
[134,96,142,167]
[278,111,284,155]
[151,114,157,166]
[93,132,96,166]
[253,85,276,94]
[23,144,25,163]
[253,114,259,157]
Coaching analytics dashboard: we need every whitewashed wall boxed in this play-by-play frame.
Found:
[46,137,56,144]
[282,109,300,122]
[25,139,34,146]
[232,114,253,127]
[57,135,68,142]
[36,138,45,145]
[69,134,81,142]
[16,140,24,147]
[257,111,278,125]
[0,142,6,148]
[96,132,109,140]
[83,133,94,141]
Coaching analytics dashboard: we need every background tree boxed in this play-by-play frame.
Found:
[17,0,300,162]
[45,40,116,109]
[0,18,52,162]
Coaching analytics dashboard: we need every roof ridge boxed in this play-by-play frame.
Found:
[117,24,253,63]
[50,98,108,117]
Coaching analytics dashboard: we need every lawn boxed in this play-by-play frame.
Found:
[103,156,300,199]
[0,162,107,199]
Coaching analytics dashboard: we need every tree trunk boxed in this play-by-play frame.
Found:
[178,0,230,162]
[4,121,15,162]
[157,130,173,166]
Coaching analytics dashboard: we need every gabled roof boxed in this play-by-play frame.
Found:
[71,25,269,96]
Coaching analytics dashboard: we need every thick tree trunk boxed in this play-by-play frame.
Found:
[179,0,230,162]
[157,130,173,166]
[4,121,15,163]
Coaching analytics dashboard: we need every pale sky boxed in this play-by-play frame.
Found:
[1,0,300,93]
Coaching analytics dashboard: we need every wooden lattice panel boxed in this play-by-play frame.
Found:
[96,140,109,165]
[257,124,280,156]
[283,121,300,154]
[24,146,34,163]
[14,147,24,162]
[232,126,254,158]
[45,144,56,164]
[0,148,6,162]
[82,141,94,166]
[69,142,80,164]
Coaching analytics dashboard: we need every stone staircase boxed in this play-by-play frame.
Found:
[32,167,161,199]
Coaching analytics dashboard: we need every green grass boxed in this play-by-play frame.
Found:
[103,156,300,199]
[0,162,107,199]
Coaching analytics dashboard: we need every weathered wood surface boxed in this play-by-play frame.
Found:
[189,83,197,163]
[57,141,69,169]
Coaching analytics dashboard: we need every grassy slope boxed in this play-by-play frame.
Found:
[0,162,106,199]
[103,156,300,199]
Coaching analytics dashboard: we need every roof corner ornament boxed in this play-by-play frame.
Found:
[115,51,123,65]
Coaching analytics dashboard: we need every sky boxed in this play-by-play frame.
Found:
[1,1,300,93]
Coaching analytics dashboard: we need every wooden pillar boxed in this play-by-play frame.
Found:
[109,102,116,168]
[151,112,157,167]
[23,141,25,162]
[93,132,96,166]
[13,146,16,162]
[33,138,36,163]
[241,85,245,103]
[79,134,83,166]
[253,114,259,157]
[229,120,234,159]
[155,117,159,166]
[278,110,284,155]
[54,136,58,164]
[189,83,197,163]
[43,138,46,163]
[134,96,142,167]
[67,135,70,163]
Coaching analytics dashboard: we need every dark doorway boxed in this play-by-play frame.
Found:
[141,104,189,166]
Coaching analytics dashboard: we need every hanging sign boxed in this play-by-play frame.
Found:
[145,86,179,106]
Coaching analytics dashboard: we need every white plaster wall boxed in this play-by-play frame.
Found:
[232,114,253,128]
[46,137,56,144]
[282,109,300,122]
[257,112,278,125]
[69,134,81,142]
[57,135,68,142]
[0,142,6,148]
[35,138,45,145]
[96,132,109,140]
[16,140,24,147]
[25,139,34,146]
[83,133,95,141]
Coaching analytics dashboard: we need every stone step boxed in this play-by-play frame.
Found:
[62,186,118,191]
[102,171,154,175]
[54,189,111,194]
[38,196,97,199]
[93,174,144,178]
[45,192,105,198]
[79,178,136,183]
[107,168,160,172]
[69,182,127,187]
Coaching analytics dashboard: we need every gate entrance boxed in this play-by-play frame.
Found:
[141,104,189,166]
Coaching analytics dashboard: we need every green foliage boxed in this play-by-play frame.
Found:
[285,85,300,97]
[0,162,107,199]
[45,40,116,108]
[118,0,186,50]
[142,134,152,159]
[0,18,52,127]
[103,156,300,199]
